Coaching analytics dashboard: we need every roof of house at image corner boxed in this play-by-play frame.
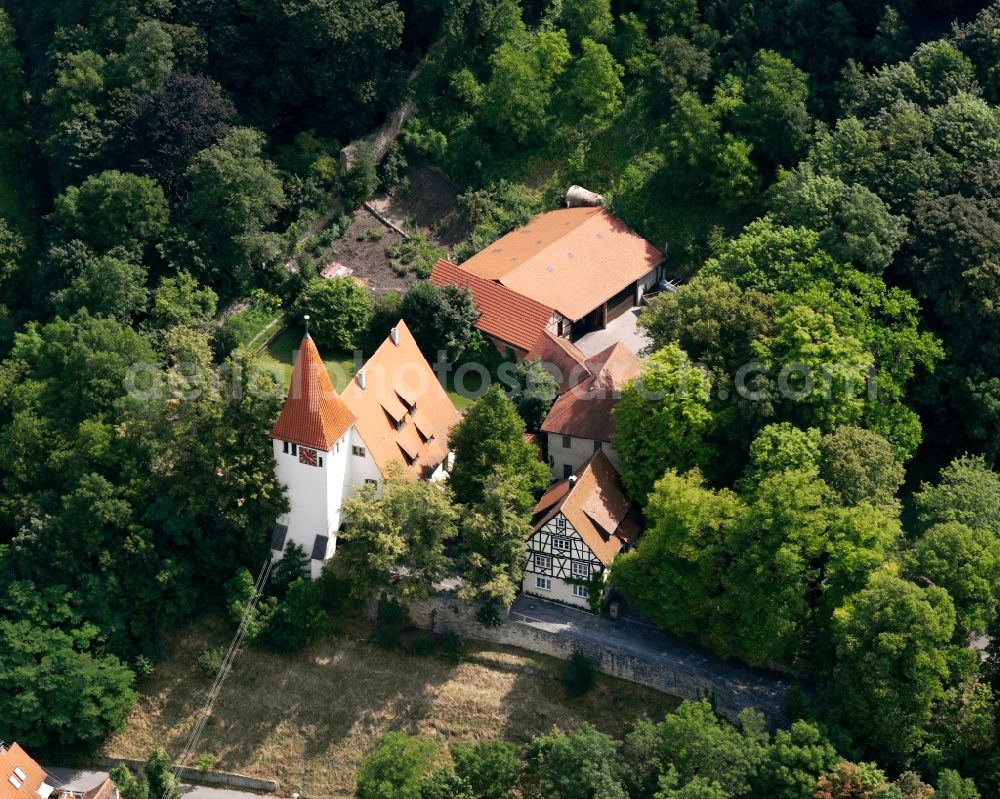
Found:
[0,743,51,799]
[456,206,663,321]
[532,449,641,566]
[340,319,461,479]
[540,341,642,442]
[430,259,556,352]
[269,332,357,451]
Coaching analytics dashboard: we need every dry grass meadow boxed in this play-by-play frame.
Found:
[102,617,679,797]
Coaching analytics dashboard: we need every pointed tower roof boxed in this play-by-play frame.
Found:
[270,333,356,451]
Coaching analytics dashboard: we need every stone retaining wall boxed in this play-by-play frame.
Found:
[92,756,277,794]
[379,594,788,727]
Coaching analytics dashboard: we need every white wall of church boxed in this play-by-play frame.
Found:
[273,434,350,573]
[344,427,383,499]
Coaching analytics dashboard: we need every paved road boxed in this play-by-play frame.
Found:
[510,595,793,724]
[44,768,270,799]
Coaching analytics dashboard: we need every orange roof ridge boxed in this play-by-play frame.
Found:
[270,333,357,451]
[341,319,461,478]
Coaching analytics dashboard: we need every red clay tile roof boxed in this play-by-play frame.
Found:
[430,259,556,353]
[0,744,49,799]
[459,208,663,321]
[532,450,639,566]
[540,342,641,442]
[270,333,357,451]
[524,330,591,394]
[82,779,118,799]
[341,320,461,479]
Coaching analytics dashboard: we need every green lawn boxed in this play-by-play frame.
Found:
[257,325,358,391]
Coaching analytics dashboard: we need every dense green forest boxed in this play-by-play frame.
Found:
[4,0,1000,795]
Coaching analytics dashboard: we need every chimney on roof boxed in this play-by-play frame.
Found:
[357,369,366,390]
[390,327,398,345]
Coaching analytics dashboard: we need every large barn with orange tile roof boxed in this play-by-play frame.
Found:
[431,207,663,357]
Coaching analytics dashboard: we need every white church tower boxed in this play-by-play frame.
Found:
[269,318,356,579]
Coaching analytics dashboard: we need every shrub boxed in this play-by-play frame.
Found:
[439,630,462,664]
[476,602,505,628]
[297,276,374,350]
[133,654,154,680]
[196,753,216,774]
[384,233,446,278]
[224,567,276,643]
[195,647,226,679]
[374,593,410,650]
[259,578,327,652]
[343,143,379,208]
[561,649,597,697]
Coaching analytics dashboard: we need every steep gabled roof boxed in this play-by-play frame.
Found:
[531,450,640,566]
[524,330,591,394]
[341,320,461,478]
[82,779,119,799]
[430,259,556,352]
[0,744,50,799]
[458,208,663,321]
[270,333,357,451]
[540,342,641,442]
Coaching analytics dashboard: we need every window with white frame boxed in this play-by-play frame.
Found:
[552,536,570,552]
[571,561,590,579]
[535,577,551,591]
[573,585,589,598]
[534,554,551,570]
[555,516,566,530]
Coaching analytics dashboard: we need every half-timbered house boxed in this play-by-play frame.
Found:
[522,450,641,610]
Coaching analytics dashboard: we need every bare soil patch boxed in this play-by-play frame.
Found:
[370,163,469,249]
[325,210,415,297]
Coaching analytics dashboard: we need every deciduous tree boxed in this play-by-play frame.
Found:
[613,343,715,503]
[829,571,960,765]
[299,277,374,352]
[448,384,548,511]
